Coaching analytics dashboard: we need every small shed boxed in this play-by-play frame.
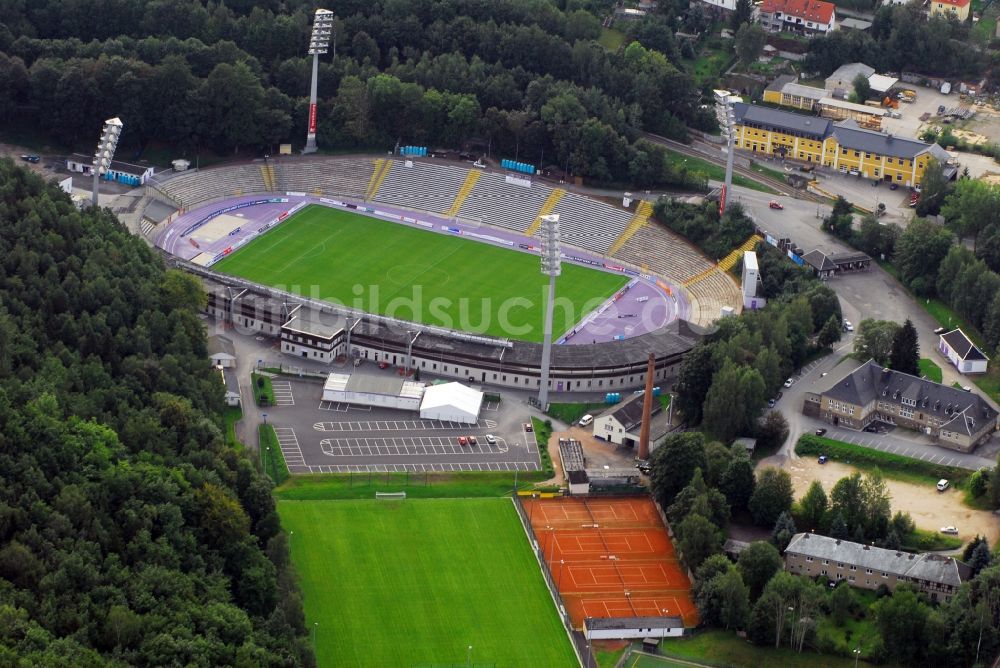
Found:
[207,335,236,368]
[733,437,757,455]
[939,329,989,374]
[567,469,590,495]
[419,382,483,424]
[66,153,154,186]
[221,367,241,407]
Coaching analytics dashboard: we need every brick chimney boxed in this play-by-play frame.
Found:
[639,353,655,460]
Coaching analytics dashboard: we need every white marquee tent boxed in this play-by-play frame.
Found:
[419,382,483,424]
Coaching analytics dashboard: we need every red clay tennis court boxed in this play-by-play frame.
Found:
[522,496,698,629]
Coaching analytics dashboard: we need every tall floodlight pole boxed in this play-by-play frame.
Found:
[304,9,334,154]
[714,90,736,216]
[537,214,561,410]
[92,117,123,208]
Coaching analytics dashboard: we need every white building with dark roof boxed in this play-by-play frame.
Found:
[804,359,998,451]
[939,329,989,375]
[207,334,236,368]
[784,532,970,603]
[592,392,670,447]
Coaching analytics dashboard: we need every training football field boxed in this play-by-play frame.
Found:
[278,498,577,667]
[212,205,627,342]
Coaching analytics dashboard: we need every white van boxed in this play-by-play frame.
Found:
[578,414,594,427]
[936,479,950,492]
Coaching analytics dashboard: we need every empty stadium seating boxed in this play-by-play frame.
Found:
[278,158,374,200]
[615,223,714,284]
[372,160,471,214]
[456,171,552,233]
[151,165,268,208]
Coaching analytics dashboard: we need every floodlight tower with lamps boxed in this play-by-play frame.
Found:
[537,214,561,410]
[92,117,123,208]
[714,90,737,215]
[304,9,334,154]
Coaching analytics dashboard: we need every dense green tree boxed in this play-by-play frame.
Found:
[720,446,756,511]
[749,468,794,527]
[738,541,783,601]
[754,410,789,454]
[798,480,828,532]
[873,585,929,665]
[889,319,919,376]
[941,178,1000,250]
[649,432,707,508]
[853,318,901,366]
[771,510,797,552]
[677,513,723,572]
[851,72,871,102]
[704,440,733,487]
[703,361,766,443]
[829,583,855,626]
[734,23,766,66]
[894,217,954,295]
[817,315,842,348]
[674,343,716,425]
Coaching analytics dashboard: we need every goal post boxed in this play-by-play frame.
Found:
[375,491,407,500]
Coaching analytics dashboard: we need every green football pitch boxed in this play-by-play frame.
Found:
[278,498,577,667]
[212,205,628,342]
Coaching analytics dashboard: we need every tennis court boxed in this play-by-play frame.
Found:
[522,496,698,629]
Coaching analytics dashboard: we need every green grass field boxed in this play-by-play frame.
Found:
[213,205,628,342]
[278,498,576,668]
[919,358,943,383]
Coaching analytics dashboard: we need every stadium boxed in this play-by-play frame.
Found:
[141,154,744,392]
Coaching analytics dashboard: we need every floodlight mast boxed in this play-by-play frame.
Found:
[304,9,335,154]
[537,214,561,410]
[714,90,737,215]
[92,117,123,208]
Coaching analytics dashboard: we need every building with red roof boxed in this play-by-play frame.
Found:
[759,0,837,35]
[930,0,970,21]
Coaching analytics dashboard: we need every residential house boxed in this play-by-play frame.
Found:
[930,0,971,21]
[220,367,241,407]
[803,359,998,451]
[759,0,837,35]
[939,329,989,374]
[784,533,970,603]
[732,102,952,186]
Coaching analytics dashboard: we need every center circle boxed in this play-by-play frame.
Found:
[386,264,450,287]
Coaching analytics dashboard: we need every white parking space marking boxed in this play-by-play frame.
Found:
[272,427,305,467]
[319,435,510,457]
[312,418,498,432]
[303,461,541,473]
[483,401,500,411]
[271,380,295,406]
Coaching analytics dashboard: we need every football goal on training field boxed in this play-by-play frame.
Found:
[375,491,407,500]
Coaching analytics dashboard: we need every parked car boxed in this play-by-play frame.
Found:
[864,424,878,433]
[937,479,950,492]
[938,105,946,115]
[768,399,776,408]
[523,423,533,432]
[818,455,828,464]
[578,414,594,427]
[784,378,794,388]
[775,391,783,401]
[378,361,390,369]
[768,200,784,210]
[933,327,947,335]
[458,436,468,446]
[485,434,497,445]
[889,183,899,190]
[849,168,860,176]
[843,320,854,332]
[815,429,827,436]
[940,526,959,535]
[19,154,39,163]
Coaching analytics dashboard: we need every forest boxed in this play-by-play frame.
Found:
[0,158,311,665]
[0,0,713,186]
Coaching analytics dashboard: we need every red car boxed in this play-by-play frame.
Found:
[457,436,468,446]
[768,200,784,210]
[378,361,390,369]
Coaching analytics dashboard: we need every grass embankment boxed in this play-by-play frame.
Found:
[918,358,943,383]
[662,148,779,195]
[599,27,626,50]
[660,629,875,667]
[250,371,275,406]
[547,401,607,425]
[532,417,557,478]
[278,498,578,667]
[273,471,554,500]
[223,406,243,452]
[259,424,290,485]
[796,434,970,488]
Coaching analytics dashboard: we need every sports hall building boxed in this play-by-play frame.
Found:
[733,102,952,187]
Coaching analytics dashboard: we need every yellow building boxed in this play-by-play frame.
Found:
[930,0,970,21]
[733,102,952,187]
[763,75,826,111]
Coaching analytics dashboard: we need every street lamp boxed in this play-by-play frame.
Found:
[262,412,268,425]
[92,117,123,207]
[537,214,561,410]
[304,9,335,154]
[312,622,318,650]
[853,647,862,668]
[466,645,472,668]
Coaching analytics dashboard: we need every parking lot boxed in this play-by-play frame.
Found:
[262,375,541,473]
